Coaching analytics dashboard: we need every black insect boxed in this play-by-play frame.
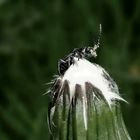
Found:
[58,24,102,76]
[58,46,98,75]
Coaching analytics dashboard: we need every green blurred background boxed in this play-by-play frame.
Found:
[0,0,140,140]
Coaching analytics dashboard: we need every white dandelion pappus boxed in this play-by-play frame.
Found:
[62,58,126,105]
[61,57,126,130]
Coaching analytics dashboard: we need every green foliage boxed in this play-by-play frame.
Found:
[0,0,140,140]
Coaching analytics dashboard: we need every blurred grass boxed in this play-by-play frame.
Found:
[0,0,140,140]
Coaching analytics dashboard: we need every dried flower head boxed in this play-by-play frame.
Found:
[47,27,131,140]
[48,57,126,130]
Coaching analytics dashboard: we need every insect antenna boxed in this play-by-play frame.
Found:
[93,24,102,51]
[98,24,102,46]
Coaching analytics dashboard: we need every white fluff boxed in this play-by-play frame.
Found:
[61,58,126,130]
[62,58,125,105]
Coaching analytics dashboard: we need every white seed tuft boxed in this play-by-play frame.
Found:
[62,57,126,106]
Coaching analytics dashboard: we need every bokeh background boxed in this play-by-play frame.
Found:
[0,0,140,140]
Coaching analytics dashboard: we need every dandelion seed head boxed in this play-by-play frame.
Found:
[62,57,126,105]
